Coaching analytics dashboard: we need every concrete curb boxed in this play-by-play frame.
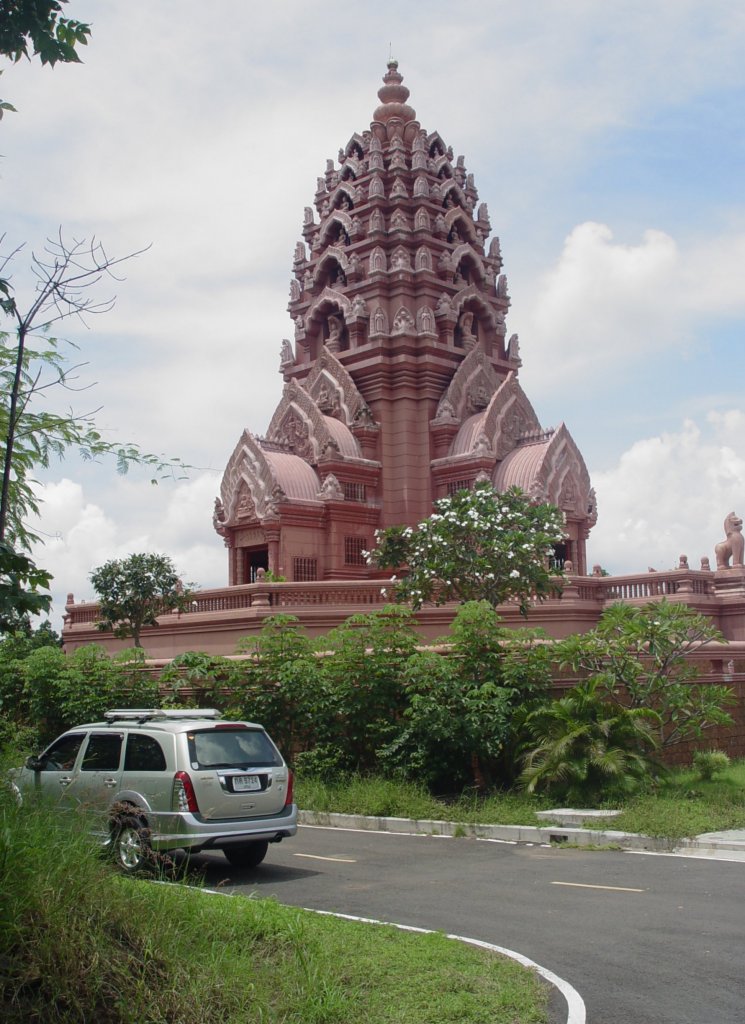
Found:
[298,809,745,856]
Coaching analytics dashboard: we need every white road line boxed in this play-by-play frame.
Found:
[552,880,645,893]
[306,909,586,1024]
[294,852,357,863]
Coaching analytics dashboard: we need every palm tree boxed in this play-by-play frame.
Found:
[518,678,662,804]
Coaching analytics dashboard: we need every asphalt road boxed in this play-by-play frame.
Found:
[190,825,745,1024]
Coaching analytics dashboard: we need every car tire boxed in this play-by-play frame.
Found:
[111,813,152,874]
[223,840,269,869]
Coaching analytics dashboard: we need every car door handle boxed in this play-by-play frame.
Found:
[58,777,72,787]
[103,778,118,788]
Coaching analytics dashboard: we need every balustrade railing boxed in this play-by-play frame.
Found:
[63,568,718,631]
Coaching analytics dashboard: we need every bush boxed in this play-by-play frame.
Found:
[692,749,731,781]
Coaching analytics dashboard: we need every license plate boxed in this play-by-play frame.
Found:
[232,774,261,792]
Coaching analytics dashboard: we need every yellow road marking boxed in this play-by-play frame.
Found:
[294,853,357,863]
[551,881,645,893]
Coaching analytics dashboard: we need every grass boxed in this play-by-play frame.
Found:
[0,791,548,1023]
[295,760,745,842]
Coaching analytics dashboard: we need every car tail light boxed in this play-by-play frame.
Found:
[173,771,200,813]
[284,770,294,807]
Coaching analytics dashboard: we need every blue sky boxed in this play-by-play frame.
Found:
[2,1,744,626]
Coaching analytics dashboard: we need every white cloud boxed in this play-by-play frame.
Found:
[589,414,745,574]
[517,220,745,399]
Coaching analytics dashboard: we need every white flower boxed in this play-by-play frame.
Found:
[510,569,520,578]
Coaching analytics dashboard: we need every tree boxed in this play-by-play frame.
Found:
[555,601,736,750]
[89,553,192,648]
[0,0,91,115]
[518,677,662,803]
[0,235,187,632]
[368,483,566,616]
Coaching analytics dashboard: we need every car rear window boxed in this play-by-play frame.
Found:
[187,727,282,769]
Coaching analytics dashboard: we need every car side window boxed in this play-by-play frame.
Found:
[124,734,166,772]
[80,734,123,772]
[42,733,86,771]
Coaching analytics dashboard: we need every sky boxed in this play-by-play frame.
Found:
[2,0,745,629]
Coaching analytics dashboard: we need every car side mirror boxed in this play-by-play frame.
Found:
[25,755,45,772]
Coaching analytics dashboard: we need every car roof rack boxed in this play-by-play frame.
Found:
[104,709,223,723]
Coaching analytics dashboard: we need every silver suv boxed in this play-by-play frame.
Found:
[12,709,297,872]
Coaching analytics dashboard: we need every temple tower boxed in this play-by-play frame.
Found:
[214,63,597,583]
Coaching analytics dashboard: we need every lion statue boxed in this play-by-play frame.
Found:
[715,512,744,569]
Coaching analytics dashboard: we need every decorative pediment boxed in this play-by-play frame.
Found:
[218,431,284,525]
[482,373,543,460]
[305,349,373,427]
[537,424,597,527]
[435,348,499,423]
[318,211,352,247]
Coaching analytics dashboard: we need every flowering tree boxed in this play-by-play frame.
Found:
[90,553,191,648]
[368,483,566,616]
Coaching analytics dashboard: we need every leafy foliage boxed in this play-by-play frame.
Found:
[0,541,51,632]
[0,1,90,65]
[90,553,191,648]
[556,601,735,749]
[518,677,663,803]
[378,602,552,791]
[369,483,565,615]
[692,749,731,782]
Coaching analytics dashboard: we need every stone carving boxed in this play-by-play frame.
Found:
[293,314,305,339]
[392,306,415,334]
[391,177,408,199]
[458,310,477,349]
[369,174,385,197]
[369,151,384,171]
[391,246,410,271]
[319,473,344,500]
[678,554,689,569]
[467,383,490,412]
[303,207,314,225]
[435,293,452,316]
[474,470,491,484]
[434,398,457,422]
[290,279,301,301]
[488,236,502,263]
[715,512,744,569]
[371,306,389,335]
[416,306,436,334]
[497,274,509,298]
[326,314,344,352]
[507,333,520,360]
[294,241,306,263]
[281,412,313,460]
[316,177,327,194]
[434,212,447,236]
[415,207,431,231]
[369,208,385,232]
[280,339,294,366]
[351,294,368,318]
[473,432,492,454]
[236,491,257,519]
[390,209,408,231]
[369,246,386,273]
[416,246,432,271]
[701,556,711,571]
[212,498,226,530]
[414,175,429,197]
[412,150,428,170]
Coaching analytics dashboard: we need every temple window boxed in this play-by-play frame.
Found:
[293,557,318,582]
[343,482,366,502]
[344,537,368,566]
[447,479,472,496]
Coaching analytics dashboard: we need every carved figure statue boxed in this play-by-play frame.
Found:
[715,512,744,569]
[280,339,294,365]
[459,310,476,345]
[319,473,344,501]
[700,556,711,571]
[678,554,689,570]
[326,314,344,352]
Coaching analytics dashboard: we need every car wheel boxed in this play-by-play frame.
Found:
[112,813,152,874]
[223,840,269,869]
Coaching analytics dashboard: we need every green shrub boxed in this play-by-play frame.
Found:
[692,749,731,781]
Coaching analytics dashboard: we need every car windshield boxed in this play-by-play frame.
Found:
[188,728,282,769]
